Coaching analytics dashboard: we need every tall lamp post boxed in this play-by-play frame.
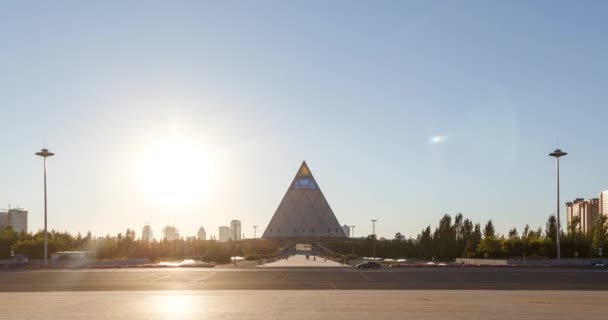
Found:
[549,148,567,262]
[252,225,259,255]
[35,148,54,266]
[351,226,356,255]
[371,219,377,260]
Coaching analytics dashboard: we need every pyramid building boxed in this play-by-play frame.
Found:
[262,161,346,238]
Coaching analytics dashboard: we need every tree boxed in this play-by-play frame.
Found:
[563,216,584,258]
[463,239,476,258]
[477,236,502,258]
[478,220,501,258]
[568,216,581,236]
[419,226,433,260]
[434,214,457,260]
[542,215,559,258]
[483,220,495,239]
[592,215,608,256]
[522,225,530,240]
[465,224,482,258]
[454,213,465,257]
[462,219,473,240]
[454,213,464,240]
[545,215,557,242]
[502,227,524,258]
[459,218,474,257]
[0,227,19,259]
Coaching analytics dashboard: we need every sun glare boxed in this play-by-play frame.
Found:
[136,135,215,208]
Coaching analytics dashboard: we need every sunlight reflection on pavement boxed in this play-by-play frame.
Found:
[2,290,608,320]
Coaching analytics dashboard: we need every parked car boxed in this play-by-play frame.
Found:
[355,261,382,269]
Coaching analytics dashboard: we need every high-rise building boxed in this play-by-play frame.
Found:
[197,226,206,240]
[0,208,28,233]
[342,224,350,238]
[163,226,180,241]
[566,198,599,234]
[600,190,608,217]
[142,225,154,243]
[230,220,241,241]
[219,226,231,242]
[263,161,346,238]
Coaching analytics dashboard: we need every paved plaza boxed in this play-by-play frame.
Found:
[2,266,608,319]
[2,290,608,320]
[259,254,348,267]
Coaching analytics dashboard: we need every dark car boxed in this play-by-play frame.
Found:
[355,261,382,269]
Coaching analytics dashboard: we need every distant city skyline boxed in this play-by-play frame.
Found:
[1,2,608,239]
[565,189,608,235]
[0,207,28,234]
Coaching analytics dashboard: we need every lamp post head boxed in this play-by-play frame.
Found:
[549,149,567,158]
[35,148,54,158]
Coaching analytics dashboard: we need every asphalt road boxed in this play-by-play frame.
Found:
[2,266,608,291]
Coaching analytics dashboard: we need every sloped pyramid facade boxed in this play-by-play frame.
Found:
[262,161,346,238]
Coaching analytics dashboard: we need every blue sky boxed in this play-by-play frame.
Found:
[1,1,607,239]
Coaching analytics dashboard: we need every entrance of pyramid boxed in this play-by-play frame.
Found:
[288,243,329,256]
[295,243,313,252]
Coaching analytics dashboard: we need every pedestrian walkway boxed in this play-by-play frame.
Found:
[259,254,348,267]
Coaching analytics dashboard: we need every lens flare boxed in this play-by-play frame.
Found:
[428,135,447,144]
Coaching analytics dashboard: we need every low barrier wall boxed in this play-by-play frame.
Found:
[456,258,608,266]
[455,258,507,265]
[29,258,151,267]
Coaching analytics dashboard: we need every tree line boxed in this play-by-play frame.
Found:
[0,227,278,263]
[2,212,607,262]
[325,213,608,261]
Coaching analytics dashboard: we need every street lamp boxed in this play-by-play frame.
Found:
[35,148,54,266]
[350,226,356,255]
[549,148,567,262]
[251,225,259,255]
[371,219,377,260]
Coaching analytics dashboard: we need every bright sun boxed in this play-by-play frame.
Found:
[136,135,215,208]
